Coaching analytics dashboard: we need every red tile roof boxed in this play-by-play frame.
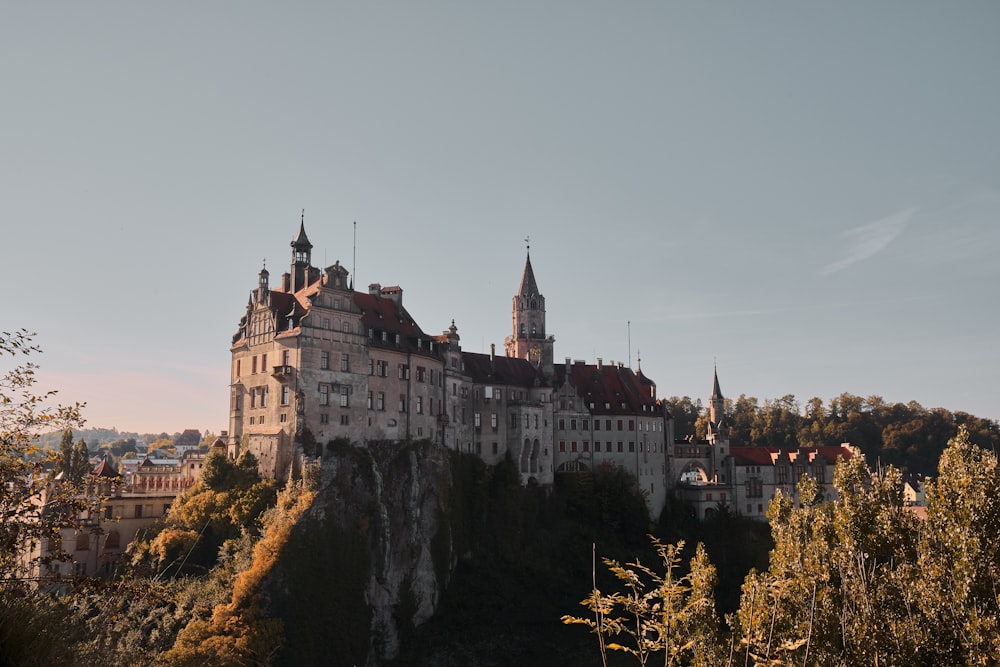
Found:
[555,363,659,415]
[729,445,854,467]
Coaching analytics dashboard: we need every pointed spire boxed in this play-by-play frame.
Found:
[518,251,540,297]
[292,209,312,250]
[711,364,723,400]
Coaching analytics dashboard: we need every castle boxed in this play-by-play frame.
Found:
[228,219,852,517]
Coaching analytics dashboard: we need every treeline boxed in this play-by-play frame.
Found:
[665,392,1000,475]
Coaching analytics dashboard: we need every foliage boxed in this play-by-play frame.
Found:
[730,427,997,666]
[132,450,277,575]
[0,329,85,582]
[160,485,313,666]
[563,537,721,667]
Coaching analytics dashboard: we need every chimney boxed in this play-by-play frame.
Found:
[369,283,381,296]
[282,273,291,292]
[597,358,603,369]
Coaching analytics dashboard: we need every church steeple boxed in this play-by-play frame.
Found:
[290,210,313,292]
[709,365,726,435]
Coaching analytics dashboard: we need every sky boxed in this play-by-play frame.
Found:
[2,2,998,434]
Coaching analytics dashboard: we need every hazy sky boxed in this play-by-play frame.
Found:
[2,2,998,434]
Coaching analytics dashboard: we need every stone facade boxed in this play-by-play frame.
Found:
[228,222,671,512]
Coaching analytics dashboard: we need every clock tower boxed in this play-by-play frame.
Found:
[505,247,554,377]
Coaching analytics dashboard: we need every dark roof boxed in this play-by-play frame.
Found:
[518,253,540,297]
[291,221,312,249]
[462,352,545,387]
[175,429,202,447]
[711,368,723,400]
[555,362,659,415]
[92,458,119,478]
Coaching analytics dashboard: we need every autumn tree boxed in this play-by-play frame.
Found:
[0,329,85,581]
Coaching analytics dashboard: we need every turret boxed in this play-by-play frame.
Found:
[290,211,313,292]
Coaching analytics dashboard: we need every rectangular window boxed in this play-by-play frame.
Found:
[429,397,434,415]
[417,366,426,382]
[628,419,635,430]
[617,441,623,453]
[491,413,498,430]
[595,419,601,431]
[377,392,385,411]
[341,354,350,372]
[340,386,349,408]
[260,387,267,407]
[583,419,589,430]
[367,391,373,409]
[398,364,409,380]
[236,359,241,377]
[606,419,612,430]
[281,385,290,406]
[340,414,349,425]
[320,413,329,424]
[282,350,290,366]
[474,413,481,428]
[280,413,287,423]
[135,504,143,518]
[342,321,350,333]
[377,360,388,377]
[617,420,624,431]
[252,356,257,374]
[323,318,330,329]
[571,441,577,452]
[559,441,566,452]
[321,351,330,370]
[571,419,577,430]
[416,396,423,414]
[319,384,330,406]
[251,389,257,409]
[595,441,601,452]
[262,353,267,371]
[510,414,518,428]
[559,419,565,430]
[399,395,406,412]
[628,441,635,452]
[583,440,590,451]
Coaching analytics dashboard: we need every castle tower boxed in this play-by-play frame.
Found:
[290,212,313,292]
[505,248,554,376]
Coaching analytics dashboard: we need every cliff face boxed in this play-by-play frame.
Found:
[266,439,453,666]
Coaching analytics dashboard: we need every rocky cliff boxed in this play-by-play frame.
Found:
[265,439,453,666]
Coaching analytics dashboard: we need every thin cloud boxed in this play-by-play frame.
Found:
[820,207,916,276]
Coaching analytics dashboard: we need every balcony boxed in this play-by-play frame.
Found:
[271,365,295,381]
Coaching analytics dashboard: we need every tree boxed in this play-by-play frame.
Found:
[68,439,91,483]
[0,329,85,580]
[58,428,74,476]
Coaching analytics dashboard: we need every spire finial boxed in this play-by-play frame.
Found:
[301,208,305,224]
[524,235,531,253]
